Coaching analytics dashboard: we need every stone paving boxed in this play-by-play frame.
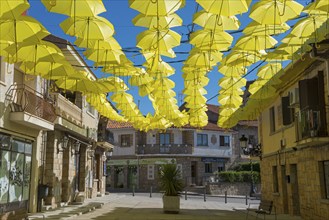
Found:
[28,193,303,220]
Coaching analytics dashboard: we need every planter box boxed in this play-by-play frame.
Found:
[163,196,180,214]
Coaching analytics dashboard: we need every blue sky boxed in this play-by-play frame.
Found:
[28,0,309,115]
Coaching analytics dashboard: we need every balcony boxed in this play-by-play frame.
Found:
[6,84,56,130]
[136,144,193,155]
[51,93,82,126]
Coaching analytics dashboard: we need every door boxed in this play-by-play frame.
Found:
[290,164,300,215]
[128,166,137,189]
[191,161,197,185]
[281,165,289,214]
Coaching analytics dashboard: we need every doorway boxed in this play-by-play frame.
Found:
[191,161,197,185]
[281,165,289,214]
[290,164,300,215]
[128,166,137,189]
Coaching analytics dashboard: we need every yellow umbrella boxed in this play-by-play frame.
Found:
[190,30,233,51]
[60,16,114,41]
[0,0,29,19]
[41,0,106,17]
[248,80,269,94]
[256,63,282,80]
[84,48,123,64]
[218,94,242,107]
[97,77,129,92]
[310,0,329,13]
[218,65,247,77]
[219,108,238,117]
[250,85,276,99]
[182,71,207,80]
[129,0,185,16]
[291,15,328,38]
[153,78,175,90]
[5,40,64,64]
[132,13,182,29]
[196,0,250,16]
[193,10,240,31]
[184,95,207,105]
[0,40,12,56]
[183,87,207,95]
[185,49,222,68]
[129,74,153,86]
[218,77,246,89]
[139,84,154,97]
[136,29,181,53]
[243,21,290,36]
[143,57,175,76]
[184,77,209,87]
[222,51,262,67]
[75,37,121,50]
[235,35,277,51]
[220,87,244,96]
[111,92,134,103]
[249,0,303,25]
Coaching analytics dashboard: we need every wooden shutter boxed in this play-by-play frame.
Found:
[317,71,327,136]
[299,77,319,110]
[220,136,224,146]
[282,96,292,125]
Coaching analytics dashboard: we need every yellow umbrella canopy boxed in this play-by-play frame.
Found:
[256,63,282,80]
[0,16,49,43]
[222,51,262,67]
[218,65,247,77]
[281,34,315,46]
[97,77,129,92]
[60,16,114,40]
[0,0,29,19]
[75,37,121,50]
[183,87,207,96]
[220,87,244,96]
[248,80,269,94]
[4,40,64,64]
[184,95,207,105]
[235,35,278,51]
[129,0,185,16]
[219,107,238,117]
[249,0,303,25]
[311,0,329,12]
[41,0,106,17]
[243,21,290,36]
[185,49,222,68]
[290,15,328,38]
[218,77,246,89]
[111,92,134,103]
[129,74,153,86]
[139,84,154,96]
[84,48,123,64]
[182,70,207,80]
[193,10,240,31]
[196,0,250,16]
[132,13,182,29]
[153,78,175,90]
[136,29,181,54]
[144,60,175,77]
[250,85,277,99]
[218,94,243,107]
[190,30,233,51]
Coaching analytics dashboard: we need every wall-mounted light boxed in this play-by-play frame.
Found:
[72,141,81,155]
[87,149,95,158]
[58,135,69,153]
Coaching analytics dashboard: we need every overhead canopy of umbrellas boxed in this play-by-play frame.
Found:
[1,0,328,130]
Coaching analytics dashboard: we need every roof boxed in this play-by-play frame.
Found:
[237,120,258,127]
[107,120,133,129]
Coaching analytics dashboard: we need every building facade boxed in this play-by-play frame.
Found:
[258,44,329,219]
[107,104,257,191]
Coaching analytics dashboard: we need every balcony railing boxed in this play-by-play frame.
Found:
[136,144,193,155]
[51,93,82,126]
[6,84,56,123]
[296,109,323,140]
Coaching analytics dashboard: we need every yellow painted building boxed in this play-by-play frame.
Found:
[258,43,329,220]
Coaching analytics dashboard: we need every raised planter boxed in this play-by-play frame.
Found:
[163,195,180,214]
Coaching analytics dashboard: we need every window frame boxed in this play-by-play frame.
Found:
[0,57,5,84]
[219,135,230,147]
[197,134,208,146]
[272,166,279,193]
[205,163,212,173]
[159,133,170,146]
[120,134,131,147]
[270,106,276,133]
[321,160,329,199]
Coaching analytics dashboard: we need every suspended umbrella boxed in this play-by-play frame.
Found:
[153,78,175,90]
[290,15,328,39]
[310,0,329,13]
[184,76,209,87]
[182,87,207,95]
[248,80,269,94]
[218,65,247,77]
[218,77,246,89]
[129,74,153,86]
[0,40,13,56]
[132,13,182,29]
[182,71,207,81]
[243,21,290,36]
[41,0,106,16]
[4,40,64,64]
[111,92,134,103]
[235,35,277,51]
[219,108,238,117]
[193,10,240,31]
[218,94,242,107]
[222,51,262,67]
[195,0,250,16]
[129,0,185,16]
[0,0,30,19]
[60,16,115,47]
[220,87,244,96]
[184,95,207,105]
[185,48,222,68]
[84,48,123,64]
[256,63,282,80]
[75,37,121,50]
[97,77,129,92]
[136,29,181,54]
[249,0,303,25]
[281,34,311,46]
[250,85,277,99]
[143,57,175,76]
[190,30,233,51]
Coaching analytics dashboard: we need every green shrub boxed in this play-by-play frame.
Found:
[232,162,260,172]
[215,171,260,183]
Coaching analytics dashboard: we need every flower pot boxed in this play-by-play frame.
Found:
[163,195,180,214]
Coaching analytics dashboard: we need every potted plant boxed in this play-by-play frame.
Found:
[159,163,184,214]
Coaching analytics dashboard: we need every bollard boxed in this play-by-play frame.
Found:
[204,187,206,202]
[225,191,227,204]
[150,186,152,198]
[133,185,135,197]
[245,194,248,205]
[185,189,187,200]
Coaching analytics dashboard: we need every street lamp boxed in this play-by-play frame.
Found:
[239,135,260,197]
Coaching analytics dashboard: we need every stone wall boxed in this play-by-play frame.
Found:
[207,182,261,196]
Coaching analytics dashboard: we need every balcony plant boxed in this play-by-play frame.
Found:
[159,163,184,214]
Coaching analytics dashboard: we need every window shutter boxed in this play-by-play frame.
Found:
[317,71,327,136]
[220,136,224,146]
[282,96,292,125]
[299,78,319,110]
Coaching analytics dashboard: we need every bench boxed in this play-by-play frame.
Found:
[246,200,276,220]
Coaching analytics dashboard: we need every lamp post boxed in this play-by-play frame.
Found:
[239,135,257,197]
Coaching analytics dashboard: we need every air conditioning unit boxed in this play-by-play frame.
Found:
[289,88,299,107]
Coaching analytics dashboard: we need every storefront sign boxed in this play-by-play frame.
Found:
[107,158,176,166]
[201,157,227,163]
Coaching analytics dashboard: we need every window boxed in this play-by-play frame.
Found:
[322,161,329,199]
[248,135,255,145]
[282,96,294,126]
[197,134,208,146]
[219,135,230,147]
[0,133,32,205]
[120,134,131,147]
[269,106,276,133]
[86,101,95,116]
[160,133,170,146]
[272,166,279,193]
[147,165,154,180]
[0,57,5,84]
[205,163,212,173]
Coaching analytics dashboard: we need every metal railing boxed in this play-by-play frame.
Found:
[6,84,56,123]
[296,109,322,140]
[136,144,193,155]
